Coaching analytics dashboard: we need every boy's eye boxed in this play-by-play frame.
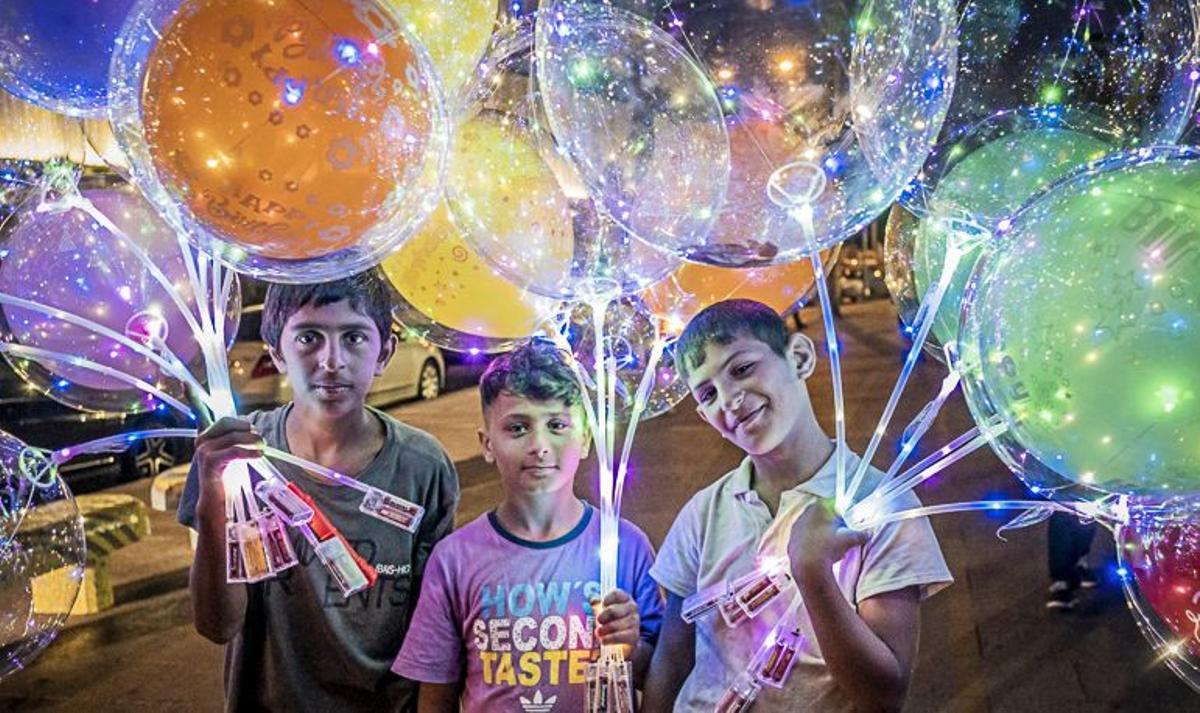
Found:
[506,423,528,436]
[697,387,716,404]
[296,332,318,346]
[732,361,755,377]
[548,419,570,433]
[345,332,368,346]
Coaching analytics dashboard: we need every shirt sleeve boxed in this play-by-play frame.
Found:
[648,496,703,599]
[855,500,954,604]
[392,541,466,684]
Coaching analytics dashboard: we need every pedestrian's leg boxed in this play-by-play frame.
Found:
[1047,513,1081,588]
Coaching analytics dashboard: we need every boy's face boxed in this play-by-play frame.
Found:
[269,298,396,418]
[479,392,590,498]
[686,333,816,456]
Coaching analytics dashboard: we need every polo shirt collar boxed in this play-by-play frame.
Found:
[730,443,853,503]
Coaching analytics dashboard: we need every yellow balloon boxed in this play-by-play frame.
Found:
[381,204,558,340]
[384,0,497,96]
[445,115,579,296]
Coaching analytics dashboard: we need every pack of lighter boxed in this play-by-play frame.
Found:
[715,672,761,713]
[751,625,803,688]
[257,513,298,573]
[289,486,378,597]
[238,520,273,582]
[225,521,248,583]
[255,479,314,526]
[585,659,634,713]
[721,568,794,627]
[359,486,424,533]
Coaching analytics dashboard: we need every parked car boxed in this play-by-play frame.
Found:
[0,359,194,494]
[227,304,445,411]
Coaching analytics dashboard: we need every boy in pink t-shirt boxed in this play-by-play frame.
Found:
[393,341,663,712]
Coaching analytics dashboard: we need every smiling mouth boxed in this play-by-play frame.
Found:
[733,405,765,432]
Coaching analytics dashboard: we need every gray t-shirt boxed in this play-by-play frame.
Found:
[178,404,459,713]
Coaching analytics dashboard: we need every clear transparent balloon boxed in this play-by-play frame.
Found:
[539,0,957,267]
[0,432,86,681]
[959,147,1200,499]
[904,0,1199,217]
[535,2,729,266]
[444,20,678,301]
[108,0,447,282]
[0,0,138,118]
[565,297,689,422]
[886,112,1116,359]
[1118,498,1200,692]
[0,177,241,414]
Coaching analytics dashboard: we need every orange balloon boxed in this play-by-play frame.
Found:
[142,0,434,260]
[641,256,830,331]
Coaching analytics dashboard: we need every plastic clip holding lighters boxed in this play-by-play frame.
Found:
[359,486,424,533]
[715,672,761,713]
[257,513,298,573]
[751,625,803,689]
[255,479,313,526]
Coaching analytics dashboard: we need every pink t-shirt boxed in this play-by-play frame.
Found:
[393,505,662,713]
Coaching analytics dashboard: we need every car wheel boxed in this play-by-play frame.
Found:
[120,415,194,480]
[418,360,441,401]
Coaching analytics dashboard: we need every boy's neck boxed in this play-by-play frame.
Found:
[494,490,586,543]
[749,420,835,515]
[286,401,383,473]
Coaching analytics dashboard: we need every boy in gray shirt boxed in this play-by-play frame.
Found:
[178,270,458,712]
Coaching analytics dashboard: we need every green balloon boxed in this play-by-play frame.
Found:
[962,151,1200,496]
[910,127,1110,348]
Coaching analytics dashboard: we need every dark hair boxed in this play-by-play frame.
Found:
[675,299,790,380]
[480,340,584,413]
[260,268,394,352]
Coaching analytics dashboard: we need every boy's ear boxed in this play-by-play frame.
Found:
[477,425,495,464]
[787,332,818,381]
[267,343,287,375]
[374,332,398,376]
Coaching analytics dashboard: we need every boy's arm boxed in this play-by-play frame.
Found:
[187,418,261,643]
[641,592,695,713]
[789,502,920,713]
[416,683,460,713]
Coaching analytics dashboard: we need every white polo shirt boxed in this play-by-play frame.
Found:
[650,449,953,712]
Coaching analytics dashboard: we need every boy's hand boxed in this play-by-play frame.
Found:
[194,417,264,516]
[593,590,640,657]
[788,498,868,581]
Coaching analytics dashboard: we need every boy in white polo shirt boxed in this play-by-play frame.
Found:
[644,299,952,712]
